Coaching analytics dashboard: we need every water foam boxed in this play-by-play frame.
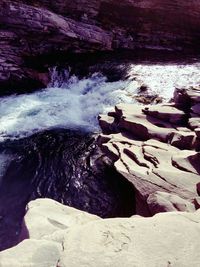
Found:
[0,71,134,140]
[0,62,199,141]
[127,63,200,99]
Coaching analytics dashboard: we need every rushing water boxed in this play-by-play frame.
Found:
[1,62,200,141]
[0,58,200,250]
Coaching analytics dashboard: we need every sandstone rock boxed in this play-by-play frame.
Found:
[172,150,200,175]
[142,104,185,124]
[147,191,196,215]
[0,239,62,267]
[19,198,99,242]
[1,1,200,90]
[115,104,176,142]
[195,128,200,138]
[101,143,119,161]
[189,117,200,130]
[168,131,196,150]
[1,199,200,267]
[99,88,200,215]
[0,1,112,90]
[61,210,200,267]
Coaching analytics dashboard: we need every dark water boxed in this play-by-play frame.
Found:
[1,49,199,252]
[0,129,135,251]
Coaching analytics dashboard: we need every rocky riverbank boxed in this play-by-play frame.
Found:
[1,0,200,265]
[0,198,200,266]
[0,87,200,265]
[1,0,200,92]
[98,87,200,216]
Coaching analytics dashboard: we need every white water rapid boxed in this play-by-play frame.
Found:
[0,62,200,141]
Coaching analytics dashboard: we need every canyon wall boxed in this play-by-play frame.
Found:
[0,0,200,90]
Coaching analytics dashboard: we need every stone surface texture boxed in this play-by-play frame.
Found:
[1,198,200,267]
[98,87,200,216]
[0,0,200,89]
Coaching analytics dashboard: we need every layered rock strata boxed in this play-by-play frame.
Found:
[1,198,200,267]
[0,1,112,91]
[1,0,200,90]
[98,87,200,216]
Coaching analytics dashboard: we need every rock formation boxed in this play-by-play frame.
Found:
[98,87,200,216]
[0,88,200,265]
[0,198,200,267]
[0,0,200,91]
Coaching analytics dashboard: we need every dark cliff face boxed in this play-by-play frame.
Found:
[13,0,200,50]
[0,0,200,90]
[99,0,200,50]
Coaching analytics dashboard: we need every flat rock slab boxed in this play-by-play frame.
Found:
[98,88,200,215]
[143,104,185,124]
[1,199,200,267]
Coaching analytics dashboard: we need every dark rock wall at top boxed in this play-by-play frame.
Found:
[98,0,200,50]
[0,0,200,91]
[14,0,200,50]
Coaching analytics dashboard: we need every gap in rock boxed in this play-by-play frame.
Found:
[0,129,136,251]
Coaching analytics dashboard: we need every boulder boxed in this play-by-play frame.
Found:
[19,198,99,242]
[1,199,200,267]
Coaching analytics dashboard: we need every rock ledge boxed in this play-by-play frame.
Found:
[99,87,200,216]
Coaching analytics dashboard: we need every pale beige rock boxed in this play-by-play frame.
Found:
[98,132,143,146]
[189,117,200,130]
[60,210,200,267]
[1,199,200,267]
[143,104,185,124]
[172,150,200,175]
[147,191,196,215]
[168,131,196,149]
[114,138,199,202]
[20,198,99,242]
[0,239,62,267]
[98,90,200,214]
[115,104,176,142]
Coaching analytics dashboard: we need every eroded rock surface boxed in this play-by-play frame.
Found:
[1,0,200,90]
[0,198,200,267]
[99,87,200,216]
